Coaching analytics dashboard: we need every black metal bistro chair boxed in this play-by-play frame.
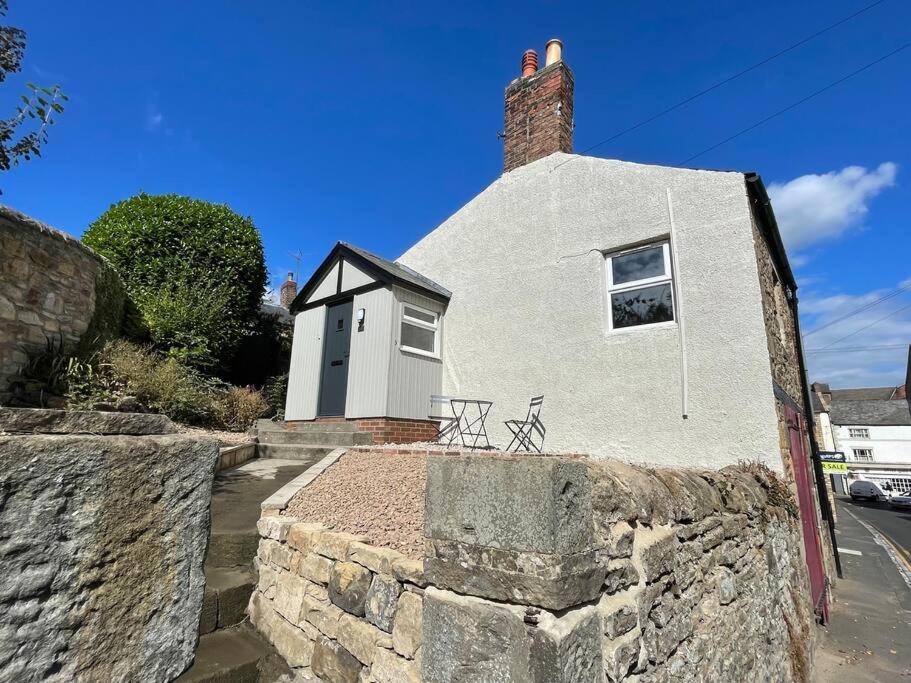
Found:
[429,394,459,445]
[505,395,545,453]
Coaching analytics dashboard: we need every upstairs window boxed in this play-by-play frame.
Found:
[853,448,874,462]
[605,242,675,331]
[400,304,439,357]
[849,427,870,439]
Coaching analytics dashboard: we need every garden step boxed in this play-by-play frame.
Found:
[175,626,296,683]
[207,531,260,569]
[256,419,360,433]
[255,444,335,462]
[199,566,256,634]
[256,429,371,447]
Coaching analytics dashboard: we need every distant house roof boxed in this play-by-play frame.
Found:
[830,398,911,426]
[289,242,450,313]
[260,301,294,324]
[831,387,899,401]
[810,393,824,414]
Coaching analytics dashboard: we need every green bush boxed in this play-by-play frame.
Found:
[262,372,289,418]
[83,193,267,369]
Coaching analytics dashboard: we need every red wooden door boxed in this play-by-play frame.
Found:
[786,405,828,621]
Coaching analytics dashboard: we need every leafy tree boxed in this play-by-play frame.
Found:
[83,193,268,370]
[0,0,67,176]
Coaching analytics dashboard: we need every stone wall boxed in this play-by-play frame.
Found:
[250,517,424,682]
[0,205,129,403]
[0,408,218,681]
[253,449,817,682]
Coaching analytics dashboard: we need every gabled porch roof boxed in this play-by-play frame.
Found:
[289,241,451,314]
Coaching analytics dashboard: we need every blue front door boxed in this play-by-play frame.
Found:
[318,301,353,416]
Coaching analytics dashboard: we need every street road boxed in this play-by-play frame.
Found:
[838,496,911,570]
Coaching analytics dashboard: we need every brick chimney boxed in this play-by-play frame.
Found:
[279,272,297,309]
[503,39,574,173]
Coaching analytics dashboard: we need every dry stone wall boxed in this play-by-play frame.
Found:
[0,409,218,681]
[0,206,127,402]
[254,450,816,682]
[250,516,425,682]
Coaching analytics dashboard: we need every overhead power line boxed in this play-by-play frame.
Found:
[805,344,908,354]
[679,41,911,164]
[812,300,911,351]
[552,0,889,170]
[803,280,911,337]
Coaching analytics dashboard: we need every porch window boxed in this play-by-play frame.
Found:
[400,304,439,357]
[605,241,675,330]
[853,448,873,462]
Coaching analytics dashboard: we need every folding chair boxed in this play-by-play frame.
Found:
[505,395,545,452]
[429,394,459,446]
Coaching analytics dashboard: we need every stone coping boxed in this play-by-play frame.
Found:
[0,204,110,267]
[260,448,346,515]
[216,441,257,472]
[0,408,177,435]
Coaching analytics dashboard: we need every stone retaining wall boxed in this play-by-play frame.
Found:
[252,450,816,682]
[250,517,424,682]
[0,206,129,402]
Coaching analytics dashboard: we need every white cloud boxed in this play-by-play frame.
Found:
[769,162,897,251]
[146,110,163,131]
[801,281,911,388]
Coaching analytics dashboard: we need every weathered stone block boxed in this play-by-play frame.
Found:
[392,556,426,587]
[0,433,216,682]
[305,595,345,639]
[297,551,334,584]
[603,559,639,594]
[287,522,327,554]
[0,407,177,435]
[598,594,638,638]
[330,561,374,616]
[426,454,594,555]
[637,526,676,583]
[350,542,402,575]
[528,605,602,683]
[312,635,362,683]
[371,646,421,683]
[257,516,297,542]
[249,592,314,667]
[602,629,640,683]
[365,574,402,633]
[336,612,393,666]
[425,538,606,611]
[314,531,369,560]
[392,591,423,659]
[274,572,311,624]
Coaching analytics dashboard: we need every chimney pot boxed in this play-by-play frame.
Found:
[545,38,563,66]
[521,49,538,77]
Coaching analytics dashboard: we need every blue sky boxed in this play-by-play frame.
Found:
[3,1,909,387]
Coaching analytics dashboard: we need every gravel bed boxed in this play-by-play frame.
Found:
[283,450,426,559]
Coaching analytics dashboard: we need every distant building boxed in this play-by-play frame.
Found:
[812,348,911,495]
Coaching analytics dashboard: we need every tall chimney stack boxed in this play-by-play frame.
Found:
[503,38,573,173]
[280,271,297,309]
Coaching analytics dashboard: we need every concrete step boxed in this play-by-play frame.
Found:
[256,419,360,433]
[175,626,295,683]
[207,531,260,569]
[256,429,371,447]
[199,567,256,635]
[255,444,334,462]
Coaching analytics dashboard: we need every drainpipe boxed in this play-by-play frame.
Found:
[790,289,843,580]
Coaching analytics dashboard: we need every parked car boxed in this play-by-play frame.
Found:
[849,480,891,502]
[889,491,911,509]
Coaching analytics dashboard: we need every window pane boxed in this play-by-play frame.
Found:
[611,246,665,285]
[401,321,435,352]
[404,306,436,325]
[611,283,674,329]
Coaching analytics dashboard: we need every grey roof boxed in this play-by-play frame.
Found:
[340,242,452,300]
[810,393,824,414]
[831,387,898,401]
[830,399,911,426]
[260,302,294,323]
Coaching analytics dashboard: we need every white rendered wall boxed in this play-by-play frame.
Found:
[285,307,326,421]
[398,153,782,471]
[836,424,911,464]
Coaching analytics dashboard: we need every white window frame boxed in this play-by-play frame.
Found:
[399,302,440,359]
[604,241,676,333]
[848,427,870,439]
[852,448,874,462]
